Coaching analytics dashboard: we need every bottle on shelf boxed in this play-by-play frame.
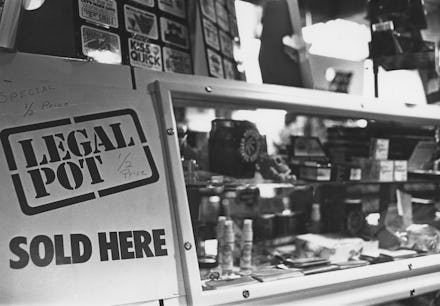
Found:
[308,203,322,234]
[240,219,253,273]
[221,220,235,275]
[216,216,226,271]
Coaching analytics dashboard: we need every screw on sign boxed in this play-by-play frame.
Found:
[184,241,192,250]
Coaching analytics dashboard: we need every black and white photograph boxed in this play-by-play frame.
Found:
[1,0,440,305]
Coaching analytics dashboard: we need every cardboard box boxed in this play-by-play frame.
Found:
[394,160,408,181]
[299,161,331,181]
[356,158,394,182]
[376,160,394,181]
[295,234,364,263]
[370,138,389,160]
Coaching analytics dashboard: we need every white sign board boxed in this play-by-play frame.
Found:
[0,79,184,304]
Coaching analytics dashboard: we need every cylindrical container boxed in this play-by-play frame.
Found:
[412,197,436,224]
[240,219,253,272]
[254,213,275,242]
[221,220,234,275]
[221,190,236,218]
[308,203,322,234]
[216,216,226,270]
[209,119,262,178]
[344,198,364,236]
[274,211,298,237]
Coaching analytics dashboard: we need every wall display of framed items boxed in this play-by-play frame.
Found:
[13,0,124,63]
[119,0,193,74]
[193,0,241,80]
[13,0,192,73]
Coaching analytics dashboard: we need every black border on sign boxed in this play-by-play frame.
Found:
[0,108,159,215]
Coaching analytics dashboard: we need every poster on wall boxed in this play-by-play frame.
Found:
[81,25,122,64]
[195,0,241,80]
[0,79,183,304]
[200,0,216,22]
[121,0,193,73]
[207,48,223,77]
[223,57,236,79]
[214,0,229,32]
[160,17,189,50]
[131,0,155,8]
[163,46,192,73]
[78,0,119,28]
[158,0,186,18]
[128,37,162,70]
[219,29,233,58]
[124,4,158,39]
[202,18,219,51]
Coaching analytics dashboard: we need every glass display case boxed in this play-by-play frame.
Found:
[149,78,440,305]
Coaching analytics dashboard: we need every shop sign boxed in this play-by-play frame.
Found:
[129,38,162,70]
[1,109,159,215]
[0,80,182,304]
[124,4,158,40]
[78,0,119,28]
[163,46,192,74]
[160,17,189,49]
[203,18,220,51]
[159,0,186,18]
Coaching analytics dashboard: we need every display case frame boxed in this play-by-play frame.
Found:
[149,78,440,305]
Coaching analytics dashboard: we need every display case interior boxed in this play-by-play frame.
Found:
[150,80,440,305]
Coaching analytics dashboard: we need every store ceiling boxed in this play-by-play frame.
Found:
[302,0,440,24]
[251,0,440,25]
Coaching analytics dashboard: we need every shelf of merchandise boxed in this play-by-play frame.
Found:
[148,78,440,305]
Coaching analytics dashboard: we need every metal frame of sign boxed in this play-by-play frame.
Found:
[149,78,440,305]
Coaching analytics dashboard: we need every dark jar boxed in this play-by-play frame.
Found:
[209,119,262,178]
